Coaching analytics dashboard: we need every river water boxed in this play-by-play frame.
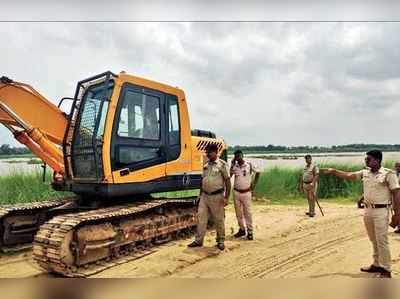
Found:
[0,158,43,176]
[1,152,400,177]
[237,151,400,172]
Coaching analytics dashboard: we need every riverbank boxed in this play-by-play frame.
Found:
[1,162,387,205]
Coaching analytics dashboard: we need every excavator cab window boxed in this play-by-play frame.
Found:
[167,94,181,161]
[111,84,181,171]
[117,91,160,140]
[71,80,114,179]
[111,83,166,171]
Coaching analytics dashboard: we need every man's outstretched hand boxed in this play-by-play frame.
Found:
[320,168,334,174]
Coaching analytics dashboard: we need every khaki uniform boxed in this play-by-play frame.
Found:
[231,161,259,233]
[195,159,229,244]
[302,163,319,215]
[354,167,400,271]
[397,172,400,230]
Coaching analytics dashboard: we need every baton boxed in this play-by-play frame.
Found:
[315,193,324,216]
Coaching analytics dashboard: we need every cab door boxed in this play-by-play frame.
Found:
[110,83,167,183]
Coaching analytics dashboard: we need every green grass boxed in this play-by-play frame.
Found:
[253,161,395,204]
[152,189,200,199]
[0,161,395,205]
[0,170,72,205]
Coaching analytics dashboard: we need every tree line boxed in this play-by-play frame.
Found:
[1,143,400,156]
[0,144,31,155]
[228,144,400,154]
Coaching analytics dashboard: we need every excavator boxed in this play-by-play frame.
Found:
[0,71,227,276]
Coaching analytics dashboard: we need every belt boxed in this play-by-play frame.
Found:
[203,189,224,196]
[234,187,251,193]
[303,181,313,184]
[365,203,390,209]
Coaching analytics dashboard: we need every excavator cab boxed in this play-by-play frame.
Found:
[59,71,225,198]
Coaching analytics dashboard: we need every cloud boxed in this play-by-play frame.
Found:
[1,22,400,148]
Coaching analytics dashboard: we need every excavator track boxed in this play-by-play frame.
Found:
[0,197,77,252]
[33,198,198,277]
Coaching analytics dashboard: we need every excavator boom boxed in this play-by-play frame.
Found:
[0,76,67,173]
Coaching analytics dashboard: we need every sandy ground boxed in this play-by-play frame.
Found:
[1,202,400,278]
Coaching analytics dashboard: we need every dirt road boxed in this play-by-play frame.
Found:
[1,203,400,278]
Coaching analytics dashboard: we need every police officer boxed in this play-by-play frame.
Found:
[322,150,400,278]
[230,150,260,240]
[393,161,400,233]
[300,154,319,217]
[188,143,231,250]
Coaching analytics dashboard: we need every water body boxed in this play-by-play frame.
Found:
[0,158,43,176]
[1,152,400,177]
[238,151,400,171]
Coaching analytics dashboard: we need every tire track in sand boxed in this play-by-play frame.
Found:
[222,213,364,278]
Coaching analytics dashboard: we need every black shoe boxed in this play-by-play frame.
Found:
[360,265,383,273]
[234,229,246,238]
[377,269,392,278]
[247,233,254,240]
[217,243,225,251]
[394,227,400,234]
[188,241,202,248]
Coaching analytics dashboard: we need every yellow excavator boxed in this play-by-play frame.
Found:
[0,71,226,276]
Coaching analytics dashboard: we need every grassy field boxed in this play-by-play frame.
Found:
[253,161,395,204]
[0,161,396,205]
[0,171,72,205]
[254,164,362,202]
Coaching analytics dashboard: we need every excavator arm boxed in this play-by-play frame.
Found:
[0,76,67,175]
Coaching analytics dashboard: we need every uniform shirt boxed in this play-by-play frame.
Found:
[231,161,260,190]
[201,159,229,193]
[302,163,319,183]
[354,167,400,205]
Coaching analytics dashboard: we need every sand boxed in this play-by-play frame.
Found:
[1,203,400,278]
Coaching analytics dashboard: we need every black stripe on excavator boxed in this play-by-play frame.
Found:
[0,76,13,84]
[191,129,216,138]
[60,174,202,198]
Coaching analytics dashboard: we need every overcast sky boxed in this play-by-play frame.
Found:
[1,22,400,147]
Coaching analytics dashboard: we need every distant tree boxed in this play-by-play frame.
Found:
[0,144,11,155]
[0,144,31,155]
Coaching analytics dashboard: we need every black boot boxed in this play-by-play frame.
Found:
[188,241,202,248]
[234,229,246,238]
[247,232,254,240]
